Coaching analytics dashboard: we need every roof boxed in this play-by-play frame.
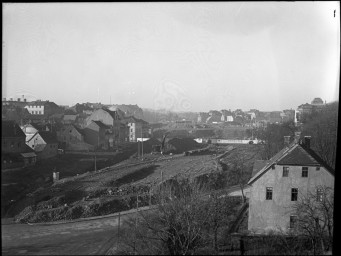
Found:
[21,152,37,158]
[92,120,110,129]
[311,97,324,105]
[2,120,26,138]
[122,116,148,125]
[63,115,77,121]
[102,108,122,120]
[248,141,334,185]
[38,131,58,144]
[72,125,85,136]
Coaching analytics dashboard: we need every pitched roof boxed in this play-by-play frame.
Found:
[2,120,26,138]
[92,120,110,129]
[38,131,58,144]
[102,108,122,120]
[72,125,85,136]
[248,141,334,185]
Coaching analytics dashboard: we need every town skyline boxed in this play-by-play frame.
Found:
[3,2,340,112]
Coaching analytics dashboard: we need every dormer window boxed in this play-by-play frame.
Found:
[271,165,275,170]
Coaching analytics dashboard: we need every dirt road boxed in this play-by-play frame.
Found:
[2,207,148,255]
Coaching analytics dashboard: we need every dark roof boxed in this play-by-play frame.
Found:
[2,120,26,138]
[92,120,110,129]
[248,141,335,185]
[102,108,121,120]
[39,131,58,144]
[72,125,85,136]
[277,146,320,166]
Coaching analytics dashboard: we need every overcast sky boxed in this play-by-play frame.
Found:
[3,2,340,112]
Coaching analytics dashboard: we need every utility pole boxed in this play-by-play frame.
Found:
[141,125,143,161]
[117,211,121,249]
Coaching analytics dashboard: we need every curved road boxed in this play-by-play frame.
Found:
[2,207,151,255]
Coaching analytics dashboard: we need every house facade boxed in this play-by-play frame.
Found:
[2,120,37,168]
[24,100,63,117]
[247,134,334,234]
[121,116,149,142]
[26,131,58,159]
[83,120,109,150]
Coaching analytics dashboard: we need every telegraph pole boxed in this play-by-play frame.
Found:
[141,125,143,160]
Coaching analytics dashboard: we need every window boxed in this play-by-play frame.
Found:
[290,216,298,229]
[302,167,308,177]
[317,189,324,202]
[271,165,275,170]
[32,145,35,148]
[266,187,273,200]
[291,188,298,201]
[316,166,320,171]
[283,167,289,177]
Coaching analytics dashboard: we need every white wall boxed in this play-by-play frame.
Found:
[248,164,334,234]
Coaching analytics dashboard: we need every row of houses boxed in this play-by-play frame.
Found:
[2,107,151,166]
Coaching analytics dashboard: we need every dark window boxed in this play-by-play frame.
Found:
[317,189,324,202]
[283,167,289,177]
[316,166,320,171]
[266,187,273,200]
[302,167,308,177]
[290,216,298,228]
[291,188,298,201]
[271,165,275,170]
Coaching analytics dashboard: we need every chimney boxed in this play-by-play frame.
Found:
[24,99,27,102]
[284,136,290,147]
[303,136,311,149]
[18,98,21,102]
[294,131,301,143]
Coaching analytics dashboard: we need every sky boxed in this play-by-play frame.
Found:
[2,2,340,112]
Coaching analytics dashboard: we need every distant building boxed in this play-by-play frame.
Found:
[248,133,334,234]
[296,98,326,124]
[57,124,93,151]
[26,131,58,159]
[121,116,149,142]
[109,104,144,119]
[24,100,63,118]
[83,120,111,150]
[197,112,209,123]
[2,95,28,108]
[2,120,37,168]
[85,108,124,146]
[62,114,78,125]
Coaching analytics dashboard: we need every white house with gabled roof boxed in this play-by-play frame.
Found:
[247,133,335,234]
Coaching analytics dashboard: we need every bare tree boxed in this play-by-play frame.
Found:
[291,185,334,255]
[119,179,211,255]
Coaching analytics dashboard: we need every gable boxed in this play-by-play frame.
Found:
[277,146,319,166]
[248,143,335,185]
